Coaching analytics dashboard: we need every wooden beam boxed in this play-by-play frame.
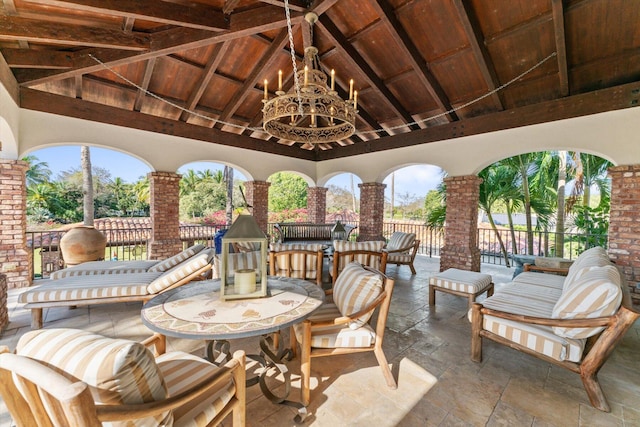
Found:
[316,81,640,160]
[0,48,75,69]
[133,58,156,112]
[0,16,149,50]
[215,28,292,128]
[15,8,305,87]
[19,88,317,160]
[317,15,420,131]
[552,0,569,96]
[452,0,504,110]
[372,0,458,122]
[180,42,231,122]
[0,52,19,104]
[23,0,228,31]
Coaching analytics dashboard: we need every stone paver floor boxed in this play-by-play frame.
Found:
[2,256,639,426]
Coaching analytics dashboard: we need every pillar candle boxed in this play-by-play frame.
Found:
[235,269,256,294]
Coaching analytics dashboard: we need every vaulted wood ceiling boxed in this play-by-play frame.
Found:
[1,0,639,162]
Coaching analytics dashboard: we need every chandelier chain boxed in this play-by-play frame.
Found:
[88,51,557,138]
[284,0,304,117]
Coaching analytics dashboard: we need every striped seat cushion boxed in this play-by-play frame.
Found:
[387,253,413,263]
[333,262,383,329]
[155,351,236,427]
[512,271,566,290]
[16,328,172,427]
[476,285,586,362]
[564,246,610,288]
[333,240,385,272]
[212,250,263,280]
[293,303,376,348]
[50,260,160,279]
[147,249,214,294]
[270,243,324,279]
[552,264,622,338]
[429,268,492,294]
[386,232,416,252]
[148,244,206,273]
[18,272,161,303]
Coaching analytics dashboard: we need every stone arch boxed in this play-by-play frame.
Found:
[0,116,18,159]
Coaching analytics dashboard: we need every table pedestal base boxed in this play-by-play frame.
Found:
[205,334,308,423]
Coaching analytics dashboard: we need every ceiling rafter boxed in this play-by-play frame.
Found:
[22,0,228,31]
[12,7,305,87]
[372,0,458,122]
[551,0,569,97]
[317,14,421,132]
[0,15,150,50]
[1,48,74,69]
[452,0,504,111]
[214,27,293,129]
[180,42,232,122]
[133,57,156,112]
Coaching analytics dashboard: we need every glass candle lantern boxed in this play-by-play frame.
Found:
[219,215,268,301]
[331,220,347,241]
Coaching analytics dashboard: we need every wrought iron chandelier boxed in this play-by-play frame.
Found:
[262,11,357,147]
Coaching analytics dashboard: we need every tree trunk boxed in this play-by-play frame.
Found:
[350,174,357,213]
[81,146,94,226]
[224,166,233,225]
[389,172,394,219]
[506,201,518,255]
[521,161,534,255]
[487,212,510,267]
[555,150,567,257]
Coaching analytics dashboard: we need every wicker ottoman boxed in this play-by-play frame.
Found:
[429,268,494,309]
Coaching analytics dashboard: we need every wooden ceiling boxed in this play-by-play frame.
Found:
[1,0,639,162]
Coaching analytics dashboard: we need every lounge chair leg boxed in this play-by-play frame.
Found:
[31,309,43,329]
[581,372,610,412]
[470,303,483,362]
[300,322,311,406]
[429,284,436,306]
[374,347,397,389]
[409,264,416,275]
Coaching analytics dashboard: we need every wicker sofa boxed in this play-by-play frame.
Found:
[470,246,639,412]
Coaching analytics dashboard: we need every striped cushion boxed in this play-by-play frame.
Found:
[18,273,160,303]
[270,243,324,278]
[386,232,416,252]
[552,265,622,338]
[155,351,236,427]
[429,268,492,294]
[234,241,262,253]
[148,249,213,293]
[293,303,376,348]
[333,240,385,272]
[148,244,206,273]
[387,253,413,263]
[482,315,585,362]
[333,262,383,329]
[16,328,171,427]
[476,284,585,362]
[564,246,609,286]
[212,251,263,280]
[50,260,160,279]
[512,271,565,290]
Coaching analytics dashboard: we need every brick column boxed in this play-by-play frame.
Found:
[357,182,386,241]
[307,187,327,223]
[0,160,31,290]
[244,181,270,233]
[440,175,481,272]
[148,172,182,260]
[607,164,640,300]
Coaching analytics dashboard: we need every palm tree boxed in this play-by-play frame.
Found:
[22,155,52,186]
[180,170,199,196]
[81,146,94,225]
[224,166,233,225]
[569,153,612,208]
[555,151,568,257]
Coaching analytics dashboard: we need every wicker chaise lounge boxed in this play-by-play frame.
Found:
[19,248,214,329]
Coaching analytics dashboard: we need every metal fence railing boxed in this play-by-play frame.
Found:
[26,221,605,280]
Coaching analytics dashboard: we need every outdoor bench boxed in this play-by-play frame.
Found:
[273,222,356,245]
[469,246,640,412]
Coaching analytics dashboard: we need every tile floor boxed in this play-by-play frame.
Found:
[2,256,639,426]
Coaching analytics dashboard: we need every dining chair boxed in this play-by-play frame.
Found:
[331,240,388,284]
[0,328,246,427]
[291,262,397,405]
[383,231,420,274]
[269,243,326,286]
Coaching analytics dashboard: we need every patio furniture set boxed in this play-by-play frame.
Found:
[2,234,636,425]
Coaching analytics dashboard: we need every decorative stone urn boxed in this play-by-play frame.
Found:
[60,226,107,266]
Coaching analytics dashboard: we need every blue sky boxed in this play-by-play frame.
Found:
[29,146,443,198]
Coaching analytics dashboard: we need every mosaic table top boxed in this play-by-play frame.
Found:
[141,277,325,340]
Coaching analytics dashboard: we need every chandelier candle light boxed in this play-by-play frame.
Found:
[262,12,357,146]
